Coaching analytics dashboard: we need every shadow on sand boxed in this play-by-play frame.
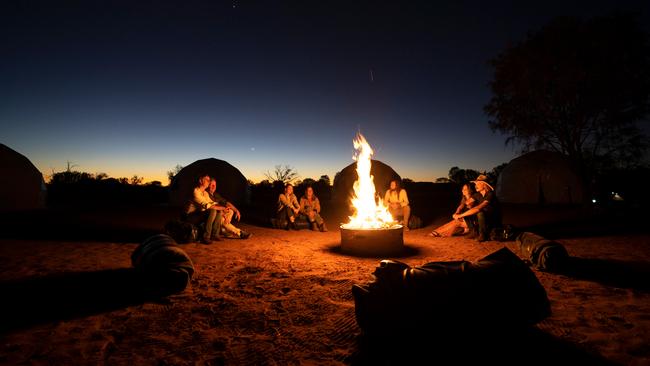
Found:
[0,207,178,243]
[347,326,614,365]
[0,268,163,334]
[323,243,422,259]
[551,257,650,292]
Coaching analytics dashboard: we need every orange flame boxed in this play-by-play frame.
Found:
[341,133,397,229]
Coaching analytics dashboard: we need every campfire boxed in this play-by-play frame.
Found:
[340,133,404,255]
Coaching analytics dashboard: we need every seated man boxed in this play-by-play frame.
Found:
[452,175,501,242]
[207,178,251,239]
[277,183,300,230]
[299,186,328,232]
[184,174,225,244]
[384,179,411,230]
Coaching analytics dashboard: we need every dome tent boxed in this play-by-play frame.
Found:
[496,150,584,205]
[169,158,248,208]
[0,144,46,211]
[333,159,401,203]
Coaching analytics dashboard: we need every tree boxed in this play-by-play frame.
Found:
[448,166,480,184]
[485,15,650,175]
[486,163,509,184]
[130,175,143,185]
[264,165,299,184]
[167,164,184,184]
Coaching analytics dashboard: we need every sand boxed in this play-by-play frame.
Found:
[0,225,649,365]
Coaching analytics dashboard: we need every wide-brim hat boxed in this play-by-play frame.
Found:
[472,174,494,191]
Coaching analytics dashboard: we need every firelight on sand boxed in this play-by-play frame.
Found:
[341,133,400,230]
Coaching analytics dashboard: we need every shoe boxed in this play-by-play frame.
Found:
[200,238,212,245]
[319,223,328,232]
[239,230,251,239]
[310,222,318,231]
[404,226,410,231]
[427,231,440,237]
[291,222,299,231]
[467,230,479,239]
[477,235,488,242]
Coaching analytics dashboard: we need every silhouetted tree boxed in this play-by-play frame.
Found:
[167,164,184,184]
[448,166,480,184]
[485,15,650,174]
[130,175,143,185]
[487,163,509,184]
[435,177,451,183]
[264,165,299,184]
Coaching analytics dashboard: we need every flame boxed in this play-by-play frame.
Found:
[341,133,398,229]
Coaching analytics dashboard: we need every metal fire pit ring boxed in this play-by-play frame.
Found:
[340,225,404,256]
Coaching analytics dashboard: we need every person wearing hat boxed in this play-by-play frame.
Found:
[452,175,501,242]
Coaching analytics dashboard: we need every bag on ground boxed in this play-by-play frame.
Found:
[131,234,195,295]
[516,232,569,271]
[164,219,198,244]
[352,248,550,335]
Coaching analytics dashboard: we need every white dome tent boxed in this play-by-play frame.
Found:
[496,150,584,205]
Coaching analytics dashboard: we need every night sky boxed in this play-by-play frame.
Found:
[2,0,649,183]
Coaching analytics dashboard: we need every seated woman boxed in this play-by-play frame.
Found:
[277,183,300,230]
[299,186,328,232]
[428,183,482,237]
[184,174,226,244]
[384,179,411,230]
[452,175,501,242]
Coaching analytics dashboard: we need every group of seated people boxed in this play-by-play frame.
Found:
[277,184,328,231]
[185,172,498,244]
[276,179,413,231]
[429,175,501,242]
[184,174,251,244]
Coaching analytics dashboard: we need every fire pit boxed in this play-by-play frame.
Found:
[340,225,404,256]
[339,133,404,256]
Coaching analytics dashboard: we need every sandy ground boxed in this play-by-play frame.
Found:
[0,225,649,365]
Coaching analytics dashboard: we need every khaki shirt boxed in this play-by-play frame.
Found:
[278,193,299,212]
[299,195,321,216]
[384,189,409,208]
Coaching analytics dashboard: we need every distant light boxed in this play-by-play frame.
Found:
[611,192,615,195]
[592,199,597,203]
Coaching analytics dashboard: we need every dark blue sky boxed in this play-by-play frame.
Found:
[2,0,649,183]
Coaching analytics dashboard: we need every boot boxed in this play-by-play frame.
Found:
[319,222,328,232]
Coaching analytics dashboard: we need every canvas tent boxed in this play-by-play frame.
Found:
[496,150,584,204]
[0,144,47,211]
[333,159,401,202]
[169,158,249,208]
